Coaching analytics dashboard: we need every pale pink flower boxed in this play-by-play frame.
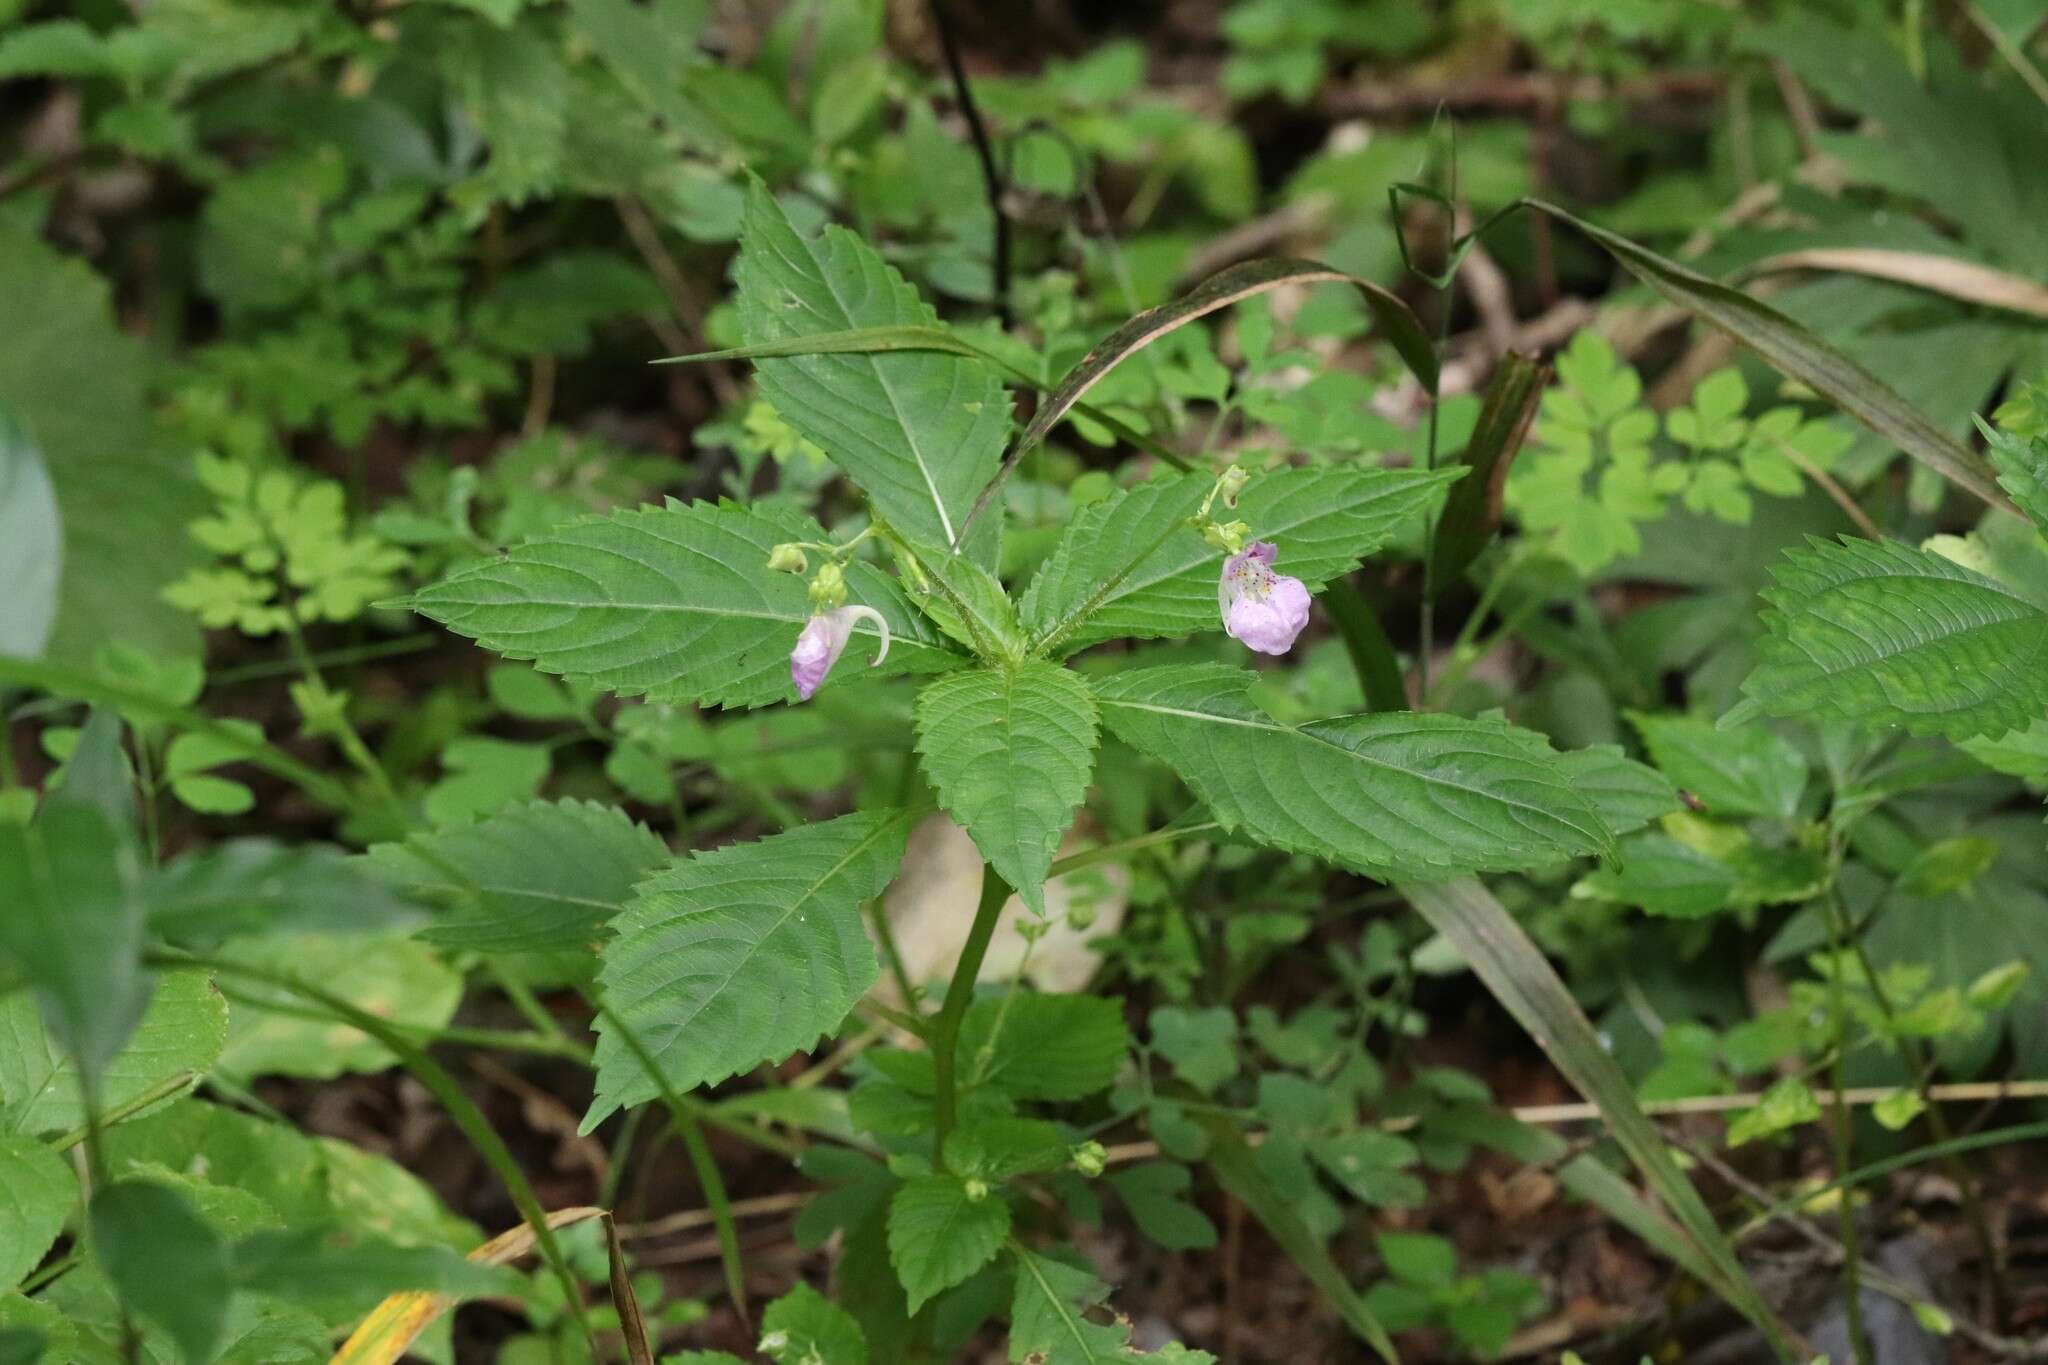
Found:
[1218,541,1311,655]
[790,605,890,700]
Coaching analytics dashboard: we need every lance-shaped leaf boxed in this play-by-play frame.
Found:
[586,810,913,1127]
[737,181,1010,559]
[1091,665,1609,879]
[915,663,1099,913]
[408,499,961,710]
[1744,536,2048,740]
[1023,466,1460,656]
[367,800,667,955]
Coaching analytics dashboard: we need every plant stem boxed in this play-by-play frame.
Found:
[930,864,1013,1160]
[1822,888,1877,1365]
[928,0,1009,329]
[1321,576,1406,712]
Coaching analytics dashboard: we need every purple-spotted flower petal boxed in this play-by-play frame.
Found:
[790,604,890,700]
[1218,540,1310,656]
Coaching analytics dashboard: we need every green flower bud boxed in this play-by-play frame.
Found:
[766,542,808,574]
[1069,1141,1107,1177]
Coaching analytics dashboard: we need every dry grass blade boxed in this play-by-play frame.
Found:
[1740,247,2048,320]
[328,1207,606,1365]
[604,1213,656,1365]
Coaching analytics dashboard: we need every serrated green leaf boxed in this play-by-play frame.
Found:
[1982,420,2048,532]
[1553,744,1679,835]
[149,840,426,948]
[368,799,667,953]
[589,810,914,1124]
[959,993,1129,1100]
[0,1136,72,1290]
[90,1178,230,1365]
[1093,665,1611,878]
[737,181,1010,558]
[1627,711,1808,820]
[0,971,225,1138]
[410,499,961,709]
[888,1175,1009,1313]
[916,663,1098,913]
[1025,466,1459,656]
[760,1281,868,1365]
[1008,1245,1207,1365]
[1746,536,2048,740]
[943,1117,1070,1182]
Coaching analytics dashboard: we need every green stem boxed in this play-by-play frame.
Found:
[1320,577,1406,713]
[1822,889,1877,1365]
[930,865,1013,1160]
[52,1072,196,1152]
[1047,814,1221,880]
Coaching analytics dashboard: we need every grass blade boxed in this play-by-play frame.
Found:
[1194,1110,1399,1364]
[1428,351,1547,593]
[1401,877,1801,1361]
[955,257,1441,547]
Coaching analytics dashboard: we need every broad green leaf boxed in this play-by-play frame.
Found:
[90,1178,230,1365]
[760,1282,868,1365]
[103,1100,473,1251]
[887,1175,1008,1313]
[967,256,1441,540]
[1093,665,1611,878]
[588,810,914,1125]
[1525,200,2008,510]
[0,414,59,660]
[409,499,961,710]
[1627,711,1808,819]
[1554,744,1679,835]
[213,934,461,1082]
[368,800,667,953]
[1745,536,2048,739]
[0,1136,73,1290]
[1576,831,1737,919]
[0,802,149,1092]
[958,994,1129,1100]
[915,663,1099,912]
[1981,420,2048,531]
[1149,1006,1238,1094]
[0,971,226,1138]
[1403,877,1796,1356]
[1376,1230,1456,1288]
[942,1117,1070,1182]
[1109,1162,1217,1251]
[737,181,1010,558]
[1024,466,1459,656]
[0,226,202,665]
[894,540,1028,662]
[1008,1245,1216,1365]
[149,840,426,948]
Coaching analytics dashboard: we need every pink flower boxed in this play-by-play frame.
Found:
[1218,541,1311,655]
[790,605,890,700]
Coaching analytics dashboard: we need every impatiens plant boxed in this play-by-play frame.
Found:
[393,183,1797,1358]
